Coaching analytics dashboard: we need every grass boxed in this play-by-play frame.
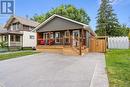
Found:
[106,49,130,87]
[0,51,39,61]
[22,47,34,50]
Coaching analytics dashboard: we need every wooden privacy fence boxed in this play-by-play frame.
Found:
[90,36,107,53]
[108,36,129,49]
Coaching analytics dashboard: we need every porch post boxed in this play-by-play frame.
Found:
[63,31,65,46]
[79,29,84,55]
[1,36,2,42]
[20,35,23,47]
[68,30,71,47]
[2,35,4,41]
[8,34,10,47]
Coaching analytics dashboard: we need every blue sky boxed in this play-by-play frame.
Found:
[0,0,130,30]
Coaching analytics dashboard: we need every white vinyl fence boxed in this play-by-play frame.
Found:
[108,36,129,49]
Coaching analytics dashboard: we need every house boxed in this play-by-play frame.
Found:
[33,14,97,55]
[0,25,3,42]
[0,16,39,51]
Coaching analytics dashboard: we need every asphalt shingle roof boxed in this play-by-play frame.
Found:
[4,16,40,28]
[13,16,40,27]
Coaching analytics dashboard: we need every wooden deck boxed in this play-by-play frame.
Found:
[37,45,64,49]
[37,45,64,54]
[36,45,89,56]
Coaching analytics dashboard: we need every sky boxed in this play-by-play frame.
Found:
[0,0,130,30]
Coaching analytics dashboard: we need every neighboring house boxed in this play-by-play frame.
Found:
[0,16,39,50]
[33,14,96,55]
[0,25,5,43]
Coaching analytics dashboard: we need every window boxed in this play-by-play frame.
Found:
[23,25,29,30]
[43,33,47,39]
[64,31,70,44]
[65,31,70,37]
[17,24,20,29]
[73,31,79,40]
[12,24,17,30]
[30,35,35,39]
[10,35,14,41]
[55,32,60,43]
[3,36,7,41]
[16,35,20,42]
[50,33,53,39]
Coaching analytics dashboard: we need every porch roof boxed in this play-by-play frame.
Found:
[0,30,23,35]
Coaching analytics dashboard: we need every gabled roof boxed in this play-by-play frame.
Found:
[4,16,40,28]
[0,25,4,29]
[0,25,8,34]
[32,14,95,35]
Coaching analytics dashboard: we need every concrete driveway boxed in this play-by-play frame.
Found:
[0,53,108,87]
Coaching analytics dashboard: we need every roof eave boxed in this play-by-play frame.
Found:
[4,16,14,28]
[83,25,97,36]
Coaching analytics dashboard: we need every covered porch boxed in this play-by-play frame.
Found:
[37,29,92,55]
[0,31,23,51]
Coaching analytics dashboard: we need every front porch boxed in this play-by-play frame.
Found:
[36,29,91,55]
[0,32,23,51]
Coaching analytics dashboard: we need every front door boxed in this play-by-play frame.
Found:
[73,30,80,47]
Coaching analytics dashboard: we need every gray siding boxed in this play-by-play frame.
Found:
[37,17,83,32]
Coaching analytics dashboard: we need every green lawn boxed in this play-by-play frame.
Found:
[106,49,130,87]
[0,51,39,61]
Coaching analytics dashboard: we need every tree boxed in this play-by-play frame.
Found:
[31,4,90,24]
[116,24,129,36]
[95,0,120,36]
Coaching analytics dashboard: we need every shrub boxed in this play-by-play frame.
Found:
[0,41,8,48]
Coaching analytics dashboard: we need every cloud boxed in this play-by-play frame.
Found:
[98,0,101,5]
[98,0,123,5]
[109,0,122,5]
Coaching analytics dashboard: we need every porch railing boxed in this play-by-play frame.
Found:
[37,37,87,55]
[10,42,22,47]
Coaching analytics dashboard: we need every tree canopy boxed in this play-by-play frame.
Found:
[31,4,90,25]
[95,0,121,36]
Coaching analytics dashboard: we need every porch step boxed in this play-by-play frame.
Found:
[63,47,80,56]
[37,45,63,49]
